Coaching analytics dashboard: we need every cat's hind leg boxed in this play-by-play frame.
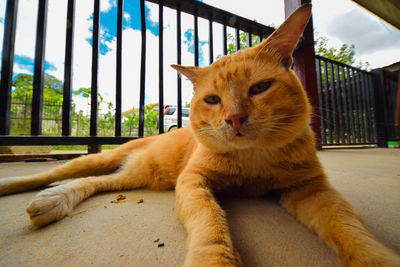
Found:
[0,138,154,196]
[26,169,147,227]
[280,177,400,266]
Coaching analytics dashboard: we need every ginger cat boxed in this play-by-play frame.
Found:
[0,4,399,266]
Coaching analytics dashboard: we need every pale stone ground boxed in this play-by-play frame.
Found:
[0,148,399,267]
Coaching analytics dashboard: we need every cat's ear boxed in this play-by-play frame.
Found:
[255,3,312,69]
[171,64,201,85]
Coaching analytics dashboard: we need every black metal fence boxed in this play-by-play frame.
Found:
[315,55,377,146]
[10,95,62,136]
[0,0,274,148]
[380,70,400,141]
[371,68,400,147]
[1,0,395,150]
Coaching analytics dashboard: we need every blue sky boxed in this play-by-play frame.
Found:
[90,0,160,54]
[10,0,162,74]
[5,0,208,97]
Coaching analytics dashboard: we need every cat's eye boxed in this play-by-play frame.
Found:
[204,95,221,105]
[249,81,272,96]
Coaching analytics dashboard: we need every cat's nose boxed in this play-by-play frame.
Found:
[224,105,248,131]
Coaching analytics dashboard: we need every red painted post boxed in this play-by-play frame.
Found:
[284,0,322,149]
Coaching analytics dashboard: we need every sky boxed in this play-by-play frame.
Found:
[0,0,399,114]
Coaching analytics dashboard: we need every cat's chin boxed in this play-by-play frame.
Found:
[224,133,259,150]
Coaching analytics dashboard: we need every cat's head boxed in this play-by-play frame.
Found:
[172,4,312,151]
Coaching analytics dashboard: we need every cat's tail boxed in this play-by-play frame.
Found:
[0,137,155,196]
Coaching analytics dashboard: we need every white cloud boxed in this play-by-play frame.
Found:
[327,9,400,55]
[202,0,284,27]
[145,2,158,26]
[101,0,116,13]
[44,0,68,78]
[13,0,38,60]
[313,0,400,68]
[123,12,131,23]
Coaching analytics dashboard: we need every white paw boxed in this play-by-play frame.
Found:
[26,185,74,227]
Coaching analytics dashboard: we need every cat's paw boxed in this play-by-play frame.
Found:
[26,185,73,227]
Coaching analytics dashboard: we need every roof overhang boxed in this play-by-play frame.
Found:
[352,0,400,30]
[383,61,400,72]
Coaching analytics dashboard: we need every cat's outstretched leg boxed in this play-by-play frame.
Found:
[280,177,400,267]
[176,170,242,267]
[0,138,153,196]
[26,170,145,227]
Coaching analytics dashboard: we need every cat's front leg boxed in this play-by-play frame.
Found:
[176,170,242,267]
[281,176,400,267]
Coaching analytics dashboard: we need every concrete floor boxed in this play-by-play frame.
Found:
[0,148,399,266]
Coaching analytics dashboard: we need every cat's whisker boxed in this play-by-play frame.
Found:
[269,124,301,135]
[250,113,304,125]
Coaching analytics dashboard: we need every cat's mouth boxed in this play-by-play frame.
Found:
[236,132,243,137]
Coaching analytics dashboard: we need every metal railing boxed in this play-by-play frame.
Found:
[371,68,400,147]
[0,0,274,147]
[315,55,377,146]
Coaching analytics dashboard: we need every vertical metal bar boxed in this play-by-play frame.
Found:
[0,0,19,135]
[247,32,252,48]
[356,70,364,143]
[158,0,164,134]
[363,73,373,142]
[235,27,240,51]
[31,0,49,136]
[315,58,326,145]
[340,65,350,144]
[347,68,357,143]
[138,0,146,137]
[368,74,377,143]
[367,74,377,142]
[115,0,123,136]
[90,0,100,137]
[258,33,262,44]
[176,4,182,128]
[322,60,332,144]
[345,67,355,143]
[352,69,361,142]
[371,69,387,146]
[334,64,344,144]
[328,62,338,144]
[208,12,213,64]
[360,72,370,143]
[223,23,227,55]
[194,9,199,67]
[357,70,367,142]
[361,72,372,143]
[62,0,75,136]
[350,68,360,143]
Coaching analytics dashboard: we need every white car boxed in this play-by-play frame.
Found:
[161,106,190,132]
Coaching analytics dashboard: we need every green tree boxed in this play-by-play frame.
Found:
[315,36,369,70]
[121,104,159,137]
[122,111,137,136]
[10,74,64,136]
[144,104,158,136]
[217,32,263,59]
[12,74,63,102]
